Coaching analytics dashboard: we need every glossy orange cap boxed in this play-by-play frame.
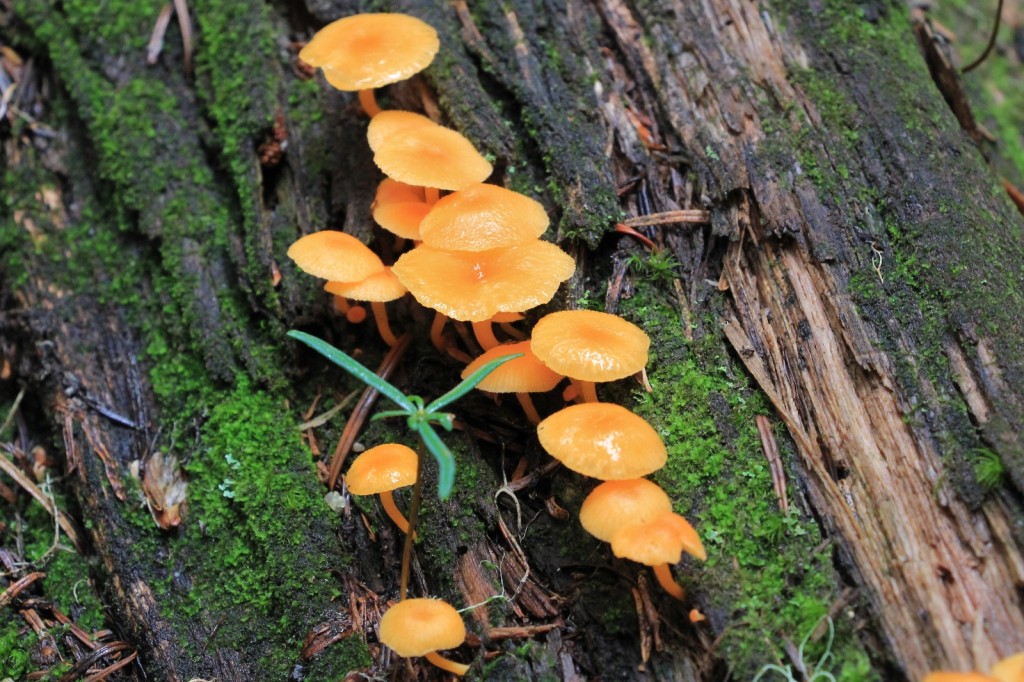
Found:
[287,231,384,282]
[419,183,549,251]
[461,341,562,393]
[368,111,492,191]
[579,479,673,542]
[345,443,418,495]
[536,403,666,480]
[299,13,439,91]
[392,241,574,322]
[532,310,650,382]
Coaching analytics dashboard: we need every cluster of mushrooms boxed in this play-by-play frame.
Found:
[290,11,704,677]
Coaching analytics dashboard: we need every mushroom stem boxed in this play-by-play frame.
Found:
[570,378,599,403]
[430,311,448,351]
[652,563,685,601]
[371,301,400,347]
[472,321,500,351]
[499,321,527,340]
[515,392,542,425]
[424,186,440,204]
[378,490,410,534]
[332,295,351,314]
[399,439,425,601]
[357,88,382,117]
[425,651,470,676]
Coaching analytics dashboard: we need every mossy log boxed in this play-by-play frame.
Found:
[1,0,1022,680]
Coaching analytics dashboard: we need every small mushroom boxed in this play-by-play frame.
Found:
[367,110,493,191]
[392,241,575,324]
[286,230,385,282]
[378,598,469,676]
[418,182,550,251]
[610,511,706,601]
[371,178,433,241]
[345,443,418,534]
[325,268,408,347]
[578,479,673,542]
[298,13,439,116]
[531,310,650,403]
[461,341,562,424]
[536,403,666,480]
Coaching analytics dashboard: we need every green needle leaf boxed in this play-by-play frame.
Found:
[427,353,523,412]
[287,330,414,411]
[418,423,456,499]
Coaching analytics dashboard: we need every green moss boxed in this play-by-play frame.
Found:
[0,615,36,680]
[6,2,373,677]
[159,381,365,675]
[621,283,875,680]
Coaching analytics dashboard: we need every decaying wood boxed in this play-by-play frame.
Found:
[3,0,1024,679]
[593,0,1024,677]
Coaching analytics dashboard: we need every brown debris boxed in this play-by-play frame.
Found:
[755,414,789,515]
[140,450,188,529]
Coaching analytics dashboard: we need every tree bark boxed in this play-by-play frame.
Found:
[1,0,1022,680]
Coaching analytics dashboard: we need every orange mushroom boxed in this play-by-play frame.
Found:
[287,230,385,282]
[610,511,705,600]
[461,341,562,424]
[346,443,418,534]
[536,403,666,480]
[325,268,407,347]
[531,310,650,403]
[298,13,439,117]
[921,675,998,682]
[367,111,493,191]
[378,598,469,676]
[392,241,575,323]
[371,178,433,241]
[992,653,1024,682]
[418,183,549,251]
[578,479,673,542]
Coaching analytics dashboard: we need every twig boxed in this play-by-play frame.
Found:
[1,385,25,436]
[0,448,81,549]
[0,571,45,607]
[620,209,710,227]
[296,389,359,430]
[962,0,1004,73]
[756,415,789,515]
[327,334,412,490]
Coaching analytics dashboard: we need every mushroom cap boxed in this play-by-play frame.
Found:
[579,479,673,542]
[921,675,999,682]
[378,598,466,657]
[419,183,549,251]
[324,268,407,302]
[298,13,439,91]
[372,179,431,240]
[610,512,706,565]
[461,341,563,393]
[366,110,436,150]
[345,443,418,495]
[531,310,650,382]
[536,403,666,480]
[992,653,1024,682]
[392,241,575,322]
[287,231,384,282]
[368,111,492,191]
